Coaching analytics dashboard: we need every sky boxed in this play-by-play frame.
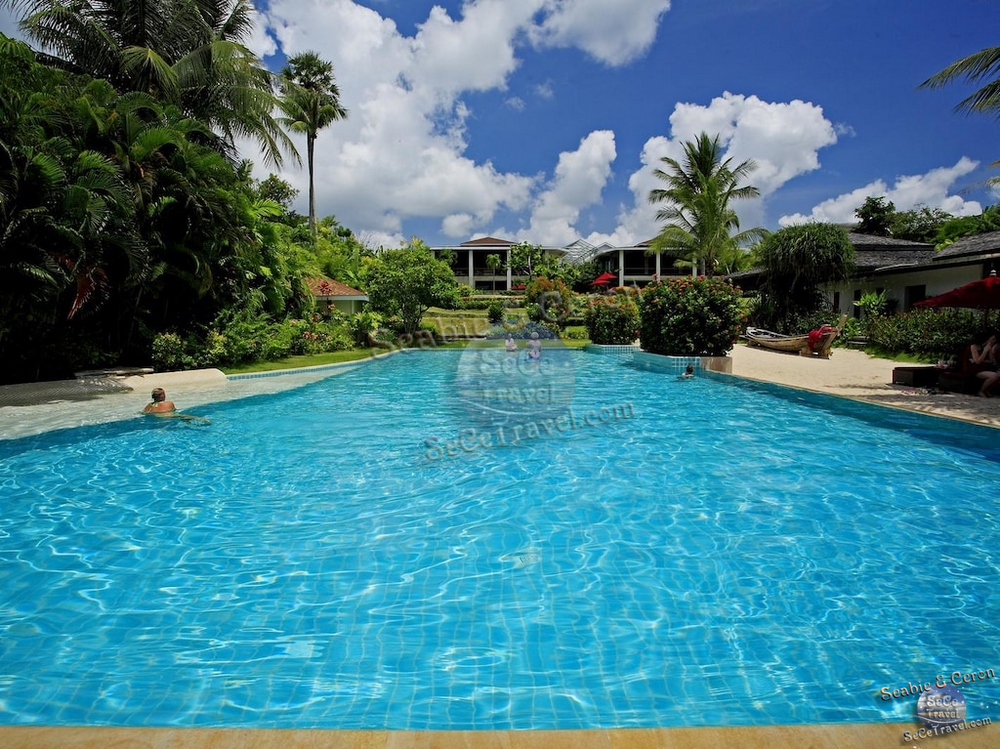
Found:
[3,0,999,250]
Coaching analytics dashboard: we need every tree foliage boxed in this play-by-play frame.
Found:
[364,240,459,335]
[854,196,895,236]
[754,223,855,332]
[278,51,347,238]
[919,45,1000,184]
[648,132,765,277]
[638,276,744,356]
[0,32,312,382]
[2,0,296,168]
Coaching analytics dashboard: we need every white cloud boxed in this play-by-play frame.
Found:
[779,157,982,226]
[596,93,839,246]
[516,130,617,245]
[253,0,679,245]
[530,0,672,66]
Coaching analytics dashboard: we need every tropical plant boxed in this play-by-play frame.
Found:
[648,132,765,277]
[638,276,744,356]
[277,51,347,238]
[753,223,855,332]
[919,44,1000,187]
[524,276,573,330]
[364,240,460,335]
[486,299,504,324]
[485,252,502,291]
[507,241,544,282]
[854,196,895,236]
[2,0,295,167]
[584,295,639,345]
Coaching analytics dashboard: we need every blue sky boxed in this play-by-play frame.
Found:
[3,0,999,249]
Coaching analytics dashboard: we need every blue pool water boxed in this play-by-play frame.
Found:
[1,349,999,730]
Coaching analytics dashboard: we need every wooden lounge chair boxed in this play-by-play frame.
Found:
[745,314,848,359]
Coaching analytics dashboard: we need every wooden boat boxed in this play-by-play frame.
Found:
[744,314,848,359]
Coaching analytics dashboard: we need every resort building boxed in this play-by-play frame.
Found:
[823,231,1000,317]
[431,236,689,290]
[306,276,369,315]
[432,231,1000,316]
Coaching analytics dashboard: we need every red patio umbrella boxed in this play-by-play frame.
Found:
[590,271,617,287]
[914,274,1000,310]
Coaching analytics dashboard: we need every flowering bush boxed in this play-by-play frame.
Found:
[584,295,640,344]
[525,277,574,329]
[639,276,745,356]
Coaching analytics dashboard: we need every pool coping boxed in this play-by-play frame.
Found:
[4,721,996,748]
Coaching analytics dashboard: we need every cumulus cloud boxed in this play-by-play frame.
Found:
[592,92,840,246]
[517,130,618,245]
[530,0,672,66]
[779,157,983,226]
[254,0,674,244]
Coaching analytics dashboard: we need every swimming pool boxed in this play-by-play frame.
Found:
[1,349,998,729]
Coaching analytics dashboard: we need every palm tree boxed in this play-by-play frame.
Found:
[920,46,1000,119]
[486,253,501,291]
[2,0,295,168]
[919,45,1000,183]
[278,51,347,239]
[648,132,764,277]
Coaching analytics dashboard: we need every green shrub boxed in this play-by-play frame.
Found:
[525,277,574,330]
[349,310,383,347]
[866,308,984,357]
[151,332,192,371]
[639,277,745,356]
[584,295,640,344]
[486,300,504,324]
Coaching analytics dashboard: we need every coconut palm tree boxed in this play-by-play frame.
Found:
[486,253,502,291]
[648,132,764,277]
[920,46,1000,119]
[278,51,347,239]
[1,0,295,168]
[919,45,1000,183]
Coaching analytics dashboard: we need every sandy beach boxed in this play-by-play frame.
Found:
[728,343,1000,429]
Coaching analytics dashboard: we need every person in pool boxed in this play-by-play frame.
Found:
[678,364,695,379]
[142,388,210,423]
[143,387,176,415]
[526,332,542,360]
[505,334,518,354]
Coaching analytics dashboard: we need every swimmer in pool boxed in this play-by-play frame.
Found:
[142,388,209,423]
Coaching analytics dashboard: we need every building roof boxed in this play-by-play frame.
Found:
[460,236,514,247]
[934,230,1000,260]
[305,277,368,299]
[843,232,935,273]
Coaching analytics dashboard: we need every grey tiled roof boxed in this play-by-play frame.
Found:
[934,231,1000,260]
[854,249,938,271]
[846,232,932,249]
